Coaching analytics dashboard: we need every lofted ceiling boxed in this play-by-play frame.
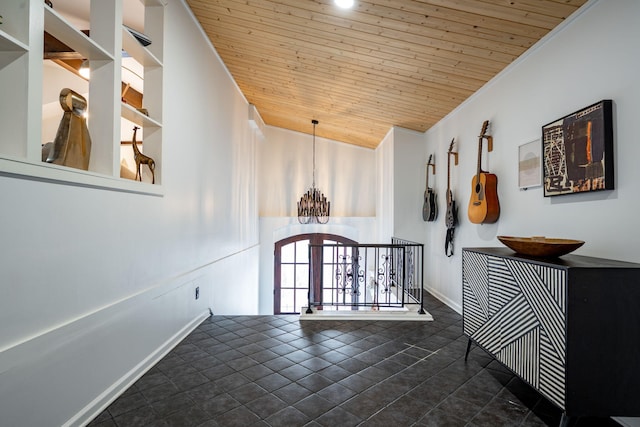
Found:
[186,0,588,148]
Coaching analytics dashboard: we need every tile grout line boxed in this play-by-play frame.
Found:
[354,344,444,424]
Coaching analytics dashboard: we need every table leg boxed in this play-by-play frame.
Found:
[464,338,472,361]
[559,412,571,427]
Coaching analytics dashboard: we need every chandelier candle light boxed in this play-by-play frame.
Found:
[297,119,331,224]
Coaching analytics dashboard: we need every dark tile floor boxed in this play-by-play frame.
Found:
[88,294,620,426]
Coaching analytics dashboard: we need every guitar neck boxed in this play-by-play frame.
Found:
[476,138,483,179]
[447,155,452,195]
[426,154,432,189]
[447,140,454,195]
[476,120,490,178]
[425,166,429,190]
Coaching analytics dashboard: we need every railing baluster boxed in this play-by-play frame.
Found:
[335,248,339,306]
[306,243,313,314]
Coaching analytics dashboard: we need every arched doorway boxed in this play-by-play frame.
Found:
[274,233,356,314]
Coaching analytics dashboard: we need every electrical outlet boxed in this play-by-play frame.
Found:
[195,286,200,300]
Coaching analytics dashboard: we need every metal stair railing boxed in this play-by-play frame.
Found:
[305,238,425,315]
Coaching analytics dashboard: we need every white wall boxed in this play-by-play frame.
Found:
[392,127,428,243]
[257,125,378,314]
[375,126,427,245]
[258,125,376,217]
[417,0,640,314]
[0,0,260,425]
[375,128,394,242]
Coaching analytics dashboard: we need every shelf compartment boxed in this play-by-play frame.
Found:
[0,53,29,158]
[121,102,162,128]
[0,1,30,46]
[122,27,162,68]
[0,29,29,53]
[44,7,112,61]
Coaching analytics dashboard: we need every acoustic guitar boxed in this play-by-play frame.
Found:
[468,120,500,224]
[422,154,437,222]
[445,139,458,257]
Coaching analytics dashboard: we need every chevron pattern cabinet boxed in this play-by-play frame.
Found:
[462,247,640,420]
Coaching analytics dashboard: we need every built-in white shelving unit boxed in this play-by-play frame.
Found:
[0,0,165,195]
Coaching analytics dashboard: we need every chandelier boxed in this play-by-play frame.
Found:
[297,119,331,224]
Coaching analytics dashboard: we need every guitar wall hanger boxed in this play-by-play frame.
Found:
[427,158,436,175]
[449,148,459,165]
[478,124,493,153]
[479,131,493,152]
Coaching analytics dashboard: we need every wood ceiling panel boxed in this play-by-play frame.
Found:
[186,0,588,148]
[211,42,485,98]
[195,10,504,82]
[192,2,518,72]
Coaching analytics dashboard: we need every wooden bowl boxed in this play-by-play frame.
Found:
[497,236,584,258]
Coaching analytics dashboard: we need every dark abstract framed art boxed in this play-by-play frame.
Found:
[542,99,614,197]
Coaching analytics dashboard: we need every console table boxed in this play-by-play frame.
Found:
[462,247,640,425]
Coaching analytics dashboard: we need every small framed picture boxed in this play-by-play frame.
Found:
[541,100,614,197]
[518,139,541,189]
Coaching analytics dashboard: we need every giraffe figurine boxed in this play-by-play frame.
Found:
[131,126,155,184]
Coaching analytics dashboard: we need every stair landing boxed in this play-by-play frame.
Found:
[299,305,433,321]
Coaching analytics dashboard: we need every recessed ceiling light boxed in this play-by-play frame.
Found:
[334,0,354,9]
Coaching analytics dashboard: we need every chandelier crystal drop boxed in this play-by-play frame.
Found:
[297,119,331,224]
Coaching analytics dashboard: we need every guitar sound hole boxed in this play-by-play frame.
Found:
[475,183,481,193]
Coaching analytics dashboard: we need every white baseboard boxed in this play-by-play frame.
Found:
[425,286,462,314]
[64,309,210,427]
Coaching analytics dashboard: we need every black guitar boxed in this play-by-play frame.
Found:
[422,154,437,221]
[445,139,458,257]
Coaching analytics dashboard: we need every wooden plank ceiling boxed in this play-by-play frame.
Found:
[186,0,587,148]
